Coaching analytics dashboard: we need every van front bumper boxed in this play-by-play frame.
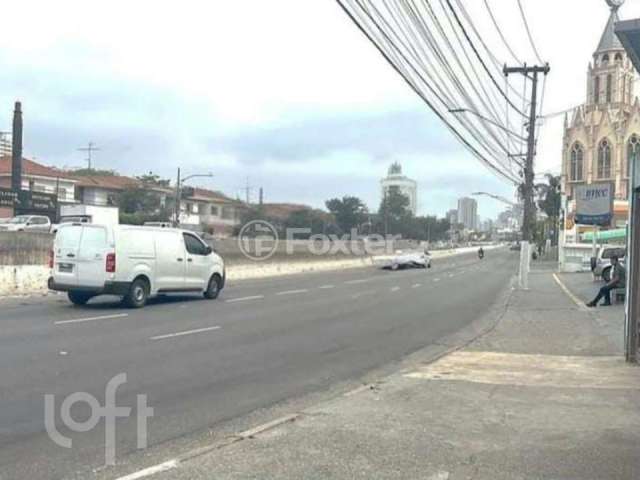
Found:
[48,278,131,296]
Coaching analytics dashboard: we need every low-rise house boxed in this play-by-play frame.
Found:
[70,174,173,207]
[0,156,77,218]
[180,187,243,236]
[0,156,77,203]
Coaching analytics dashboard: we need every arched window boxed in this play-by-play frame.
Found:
[570,143,584,181]
[615,52,623,63]
[606,74,612,103]
[602,54,610,65]
[594,76,600,104]
[598,138,612,178]
[628,134,640,178]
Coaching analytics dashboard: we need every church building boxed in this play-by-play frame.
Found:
[562,0,639,227]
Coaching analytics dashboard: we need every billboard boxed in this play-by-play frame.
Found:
[575,182,614,226]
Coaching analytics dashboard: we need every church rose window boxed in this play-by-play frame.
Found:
[570,143,584,181]
[598,138,612,179]
[628,134,640,178]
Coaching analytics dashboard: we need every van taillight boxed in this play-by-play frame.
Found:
[48,249,54,269]
[106,253,116,272]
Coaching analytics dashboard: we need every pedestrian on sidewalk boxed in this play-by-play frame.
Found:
[586,255,625,307]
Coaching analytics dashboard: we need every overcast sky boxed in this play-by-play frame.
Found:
[1,0,639,219]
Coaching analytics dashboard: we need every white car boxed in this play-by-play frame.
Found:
[49,224,225,307]
[386,250,432,270]
[0,215,51,232]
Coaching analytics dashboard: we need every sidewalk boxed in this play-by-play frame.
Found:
[142,267,640,480]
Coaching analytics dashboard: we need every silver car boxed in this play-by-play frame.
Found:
[591,246,626,281]
[0,215,52,232]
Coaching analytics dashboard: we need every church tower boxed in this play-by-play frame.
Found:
[562,0,640,214]
[586,0,635,110]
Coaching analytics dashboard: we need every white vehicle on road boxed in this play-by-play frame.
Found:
[49,224,225,307]
[386,249,432,270]
[0,215,51,232]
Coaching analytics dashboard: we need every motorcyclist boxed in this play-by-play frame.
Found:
[478,247,484,259]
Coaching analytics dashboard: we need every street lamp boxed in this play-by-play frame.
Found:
[173,168,214,224]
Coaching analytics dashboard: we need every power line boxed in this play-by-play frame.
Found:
[482,0,522,65]
[336,0,520,184]
[517,0,544,64]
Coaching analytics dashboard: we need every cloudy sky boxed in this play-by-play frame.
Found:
[1,0,639,220]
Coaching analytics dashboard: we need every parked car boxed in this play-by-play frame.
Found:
[0,215,51,232]
[591,245,626,282]
[385,249,432,270]
[48,224,225,307]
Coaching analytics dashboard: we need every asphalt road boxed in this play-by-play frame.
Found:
[0,250,516,479]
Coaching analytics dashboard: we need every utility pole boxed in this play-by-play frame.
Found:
[77,142,100,170]
[11,101,23,192]
[503,63,550,242]
[174,168,181,225]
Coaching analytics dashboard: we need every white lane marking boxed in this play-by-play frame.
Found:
[150,326,221,341]
[318,284,335,289]
[225,295,264,303]
[391,286,400,292]
[351,290,376,299]
[54,313,129,325]
[276,289,308,296]
[433,278,441,282]
[412,283,422,288]
[114,460,179,480]
[344,279,369,285]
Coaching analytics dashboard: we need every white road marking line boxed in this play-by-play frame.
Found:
[114,460,179,480]
[54,313,129,325]
[276,289,308,296]
[150,326,221,341]
[433,278,441,282]
[351,290,376,299]
[318,284,335,289]
[344,279,369,285]
[412,283,422,288]
[225,295,264,303]
[391,286,400,292]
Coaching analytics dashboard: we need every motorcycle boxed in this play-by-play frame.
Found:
[478,249,484,259]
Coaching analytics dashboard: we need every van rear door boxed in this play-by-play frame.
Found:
[75,225,110,288]
[53,225,83,286]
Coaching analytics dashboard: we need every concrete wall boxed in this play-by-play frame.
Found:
[0,232,51,265]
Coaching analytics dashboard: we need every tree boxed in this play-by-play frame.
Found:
[284,209,332,238]
[325,196,368,235]
[71,168,117,176]
[535,174,561,246]
[137,172,171,188]
[378,187,411,235]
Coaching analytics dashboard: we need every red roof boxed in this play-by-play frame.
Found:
[189,187,236,204]
[0,156,74,180]
[70,174,141,190]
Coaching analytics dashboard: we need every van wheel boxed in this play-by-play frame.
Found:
[204,275,221,300]
[68,291,93,305]
[124,278,149,308]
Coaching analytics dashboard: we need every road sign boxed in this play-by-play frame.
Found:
[575,182,614,226]
[0,188,18,208]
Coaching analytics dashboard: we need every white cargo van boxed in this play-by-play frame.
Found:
[49,224,225,307]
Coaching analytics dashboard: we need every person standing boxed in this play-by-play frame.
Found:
[586,256,626,307]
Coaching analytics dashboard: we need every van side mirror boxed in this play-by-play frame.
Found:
[204,245,213,255]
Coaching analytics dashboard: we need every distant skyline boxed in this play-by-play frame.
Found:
[1,0,637,220]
